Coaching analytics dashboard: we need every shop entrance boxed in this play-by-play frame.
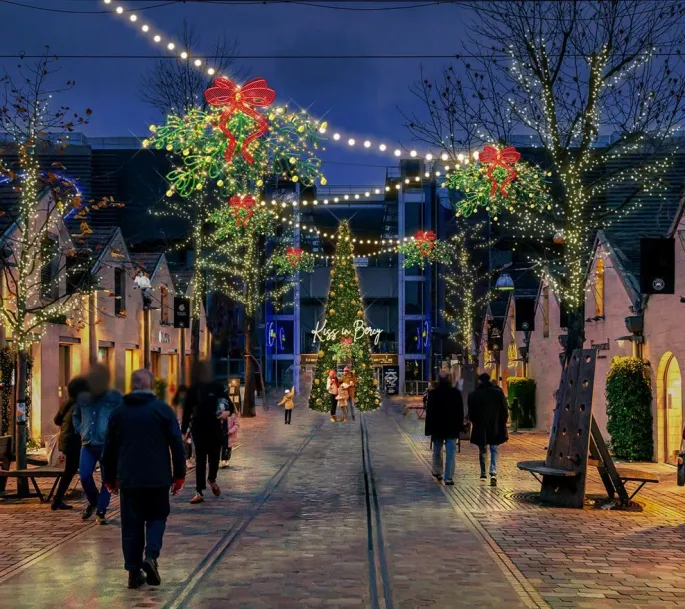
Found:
[663,353,683,464]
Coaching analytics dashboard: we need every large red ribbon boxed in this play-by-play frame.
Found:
[478,145,521,198]
[286,247,304,267]
[205,77,276,164]
[229,194,256,227]
[414,230,437,258]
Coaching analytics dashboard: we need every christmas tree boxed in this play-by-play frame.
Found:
[309,221,381,413]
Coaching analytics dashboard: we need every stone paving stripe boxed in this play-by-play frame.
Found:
[166,419,325,609]
[361,414,394,609]
[388,408,551,609]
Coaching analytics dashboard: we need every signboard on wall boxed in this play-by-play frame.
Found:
[173,297,190,328]
[383,365,399,395]
[487,318,504,351]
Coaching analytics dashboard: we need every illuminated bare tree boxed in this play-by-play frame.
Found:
[405,0,685,359]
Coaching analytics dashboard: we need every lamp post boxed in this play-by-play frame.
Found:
[134,273,153,370]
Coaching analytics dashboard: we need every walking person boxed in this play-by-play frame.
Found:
[102,369,186,590]
[278,386,295,425]
[326,369,339,422]
[73,363,123,524]
[468,373,509,487]
[181,360,233,504]
[51,376,89,511]
[424,370,464,485]
[341,367,357,421]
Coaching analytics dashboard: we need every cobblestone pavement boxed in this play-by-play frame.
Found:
[1,398,685,609]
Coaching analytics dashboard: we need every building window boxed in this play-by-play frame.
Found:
[405,281,424,315]
[115,268,126,316]
[40,236,59,301]
[542,284,550,338]
[161,285,169,324]
[594,258,605,318]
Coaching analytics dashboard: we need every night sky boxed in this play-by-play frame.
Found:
[1,0,470,186]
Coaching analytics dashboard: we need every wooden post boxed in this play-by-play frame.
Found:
[143,308,151,370]
[88,292,97,365]
[179,328,186,386]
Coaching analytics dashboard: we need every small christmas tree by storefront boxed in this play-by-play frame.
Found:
[309,221,381,413]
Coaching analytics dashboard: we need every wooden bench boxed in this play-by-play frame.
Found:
[0,435,13,493]
[0,465,65,503]
[517,460,581,481]
[614,467,660,501]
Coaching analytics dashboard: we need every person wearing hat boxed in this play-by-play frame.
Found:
[326,370,339,422]
[341,367,357,422]
[278,386,295,425]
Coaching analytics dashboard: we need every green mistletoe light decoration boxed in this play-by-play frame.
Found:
[446,145,553,218]
[398,230,451,269]
[144,76,327,198]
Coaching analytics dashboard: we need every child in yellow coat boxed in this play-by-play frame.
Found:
[278,386,295,425]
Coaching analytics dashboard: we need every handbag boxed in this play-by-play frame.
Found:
[461,420,472,442]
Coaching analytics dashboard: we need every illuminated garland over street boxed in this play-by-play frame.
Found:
[445,145,554,218]
[397,230,451,270]
[144,77,326,199]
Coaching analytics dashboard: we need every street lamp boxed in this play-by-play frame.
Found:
[134,273,154,369]
[495,272,515,291]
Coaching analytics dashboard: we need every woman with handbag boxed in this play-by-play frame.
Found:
[326,370,339,423]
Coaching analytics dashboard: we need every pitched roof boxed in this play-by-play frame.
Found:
[132,252,163,279]
[64,220,118,254]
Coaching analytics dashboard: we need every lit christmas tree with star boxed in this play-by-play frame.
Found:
[309,221,381,413]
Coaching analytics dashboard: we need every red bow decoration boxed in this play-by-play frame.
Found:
[414,230,437,258]
[205,77,276,165]
[478,145,521,198]
[340,337,353,346]
[286,247,304,267]
[229,194,257,227]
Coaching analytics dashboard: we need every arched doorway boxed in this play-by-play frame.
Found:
[659,353,683,464]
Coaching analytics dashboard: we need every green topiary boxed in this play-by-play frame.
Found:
[506,377,536,428]
[154,378,168,402]
[605,356,653,461]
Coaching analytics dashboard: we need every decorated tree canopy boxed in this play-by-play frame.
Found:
[144,75,327,198]
[398,230,451,270]
[309,221,381,413]
[445,144,553,218]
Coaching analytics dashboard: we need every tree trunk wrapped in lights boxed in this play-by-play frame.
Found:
[309,221,381,413]
[0,52,108,492]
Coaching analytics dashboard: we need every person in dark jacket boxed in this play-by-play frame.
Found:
[51,376,89,511]
[182,360,233,504]
[424,370,464,485]
[102,369,186,590]
[468,373,509,486]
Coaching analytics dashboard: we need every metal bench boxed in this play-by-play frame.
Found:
[0,460,65,503]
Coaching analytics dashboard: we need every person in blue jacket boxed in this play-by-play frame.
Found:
[73,363,123,524]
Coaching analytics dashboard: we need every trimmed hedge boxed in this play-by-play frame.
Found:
[507,377,536,428]
[606,356,653,461]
